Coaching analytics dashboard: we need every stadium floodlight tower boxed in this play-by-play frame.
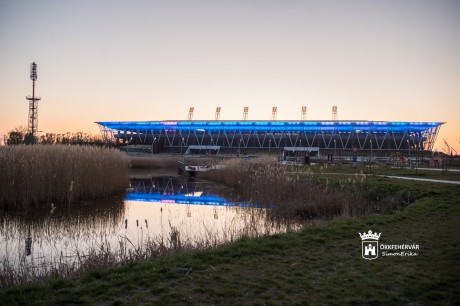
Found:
[332,106,338,120]
[26,62,41,142]
[272,106,277,120]
[243,106,249,120]
[188,107,194,120]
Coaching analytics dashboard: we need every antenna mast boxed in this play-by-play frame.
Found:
[26,62,41,142]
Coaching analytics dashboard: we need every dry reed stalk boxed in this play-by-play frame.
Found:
[0,145,130,210]
[202,158,374,223]
[0,221,198,288]
[0,201,277,288]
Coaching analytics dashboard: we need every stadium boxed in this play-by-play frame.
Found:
[96,120,443,155]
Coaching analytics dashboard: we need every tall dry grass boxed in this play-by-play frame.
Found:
[0,203,279,288]
[0,145,130,210]
[202,158,374,222]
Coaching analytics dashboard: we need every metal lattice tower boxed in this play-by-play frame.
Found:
[215,107,221,120]
[26,62,41,139]
[332,106,338,120]
[243,106,249,120]
[301,106,307,120]
[271,106,277,121]
[188,107,194,120]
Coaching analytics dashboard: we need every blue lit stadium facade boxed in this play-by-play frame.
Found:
[97,120,443,153]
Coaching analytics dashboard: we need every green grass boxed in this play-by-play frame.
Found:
[1,176,459,304]
[307,163,460,181]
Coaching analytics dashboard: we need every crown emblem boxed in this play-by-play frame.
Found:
[359,230,381,240]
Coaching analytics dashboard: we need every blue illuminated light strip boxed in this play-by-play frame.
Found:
[97,120,443,134]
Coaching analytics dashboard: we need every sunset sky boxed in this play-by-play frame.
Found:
[1,0,459,150]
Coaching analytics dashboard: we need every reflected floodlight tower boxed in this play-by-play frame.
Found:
[332,106,338,120]
[243,106,249,120]
[188,107,194,120]
[215,107,221,120]
[271,106,277,121]
[301,106,307,120]
[26,62,41,140]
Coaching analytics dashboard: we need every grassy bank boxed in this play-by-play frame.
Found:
[1,173,459,304]
[309,162,460,179]
[0,145,130,210]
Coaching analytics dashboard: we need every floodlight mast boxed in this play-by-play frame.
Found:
[26,62,41,141]
[30,62,37,81]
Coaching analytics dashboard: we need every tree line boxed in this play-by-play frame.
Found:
[4,127,106,146]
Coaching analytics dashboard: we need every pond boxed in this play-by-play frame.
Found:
[0,172,291,280]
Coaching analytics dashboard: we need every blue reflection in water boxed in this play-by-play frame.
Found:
[124,176,258,208]
[124,192,253,207]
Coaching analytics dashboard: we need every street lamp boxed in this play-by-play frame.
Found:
[370,139,373,172]
[238,138,243,157]
[299,139,302,160]
[152,137,156,154]
[407,139,410,157]
[181,137,184,157]
[334,139,337,160]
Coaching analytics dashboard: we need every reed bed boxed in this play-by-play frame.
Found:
[0,145,130,210]
[0,223,191,288]
[202,158,382,222]
[0,202,282,288]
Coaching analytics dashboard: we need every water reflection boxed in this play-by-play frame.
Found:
[0,197,125,275]
[123,177,271,250]
[0,175,286,281]
[127,176,255,207]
